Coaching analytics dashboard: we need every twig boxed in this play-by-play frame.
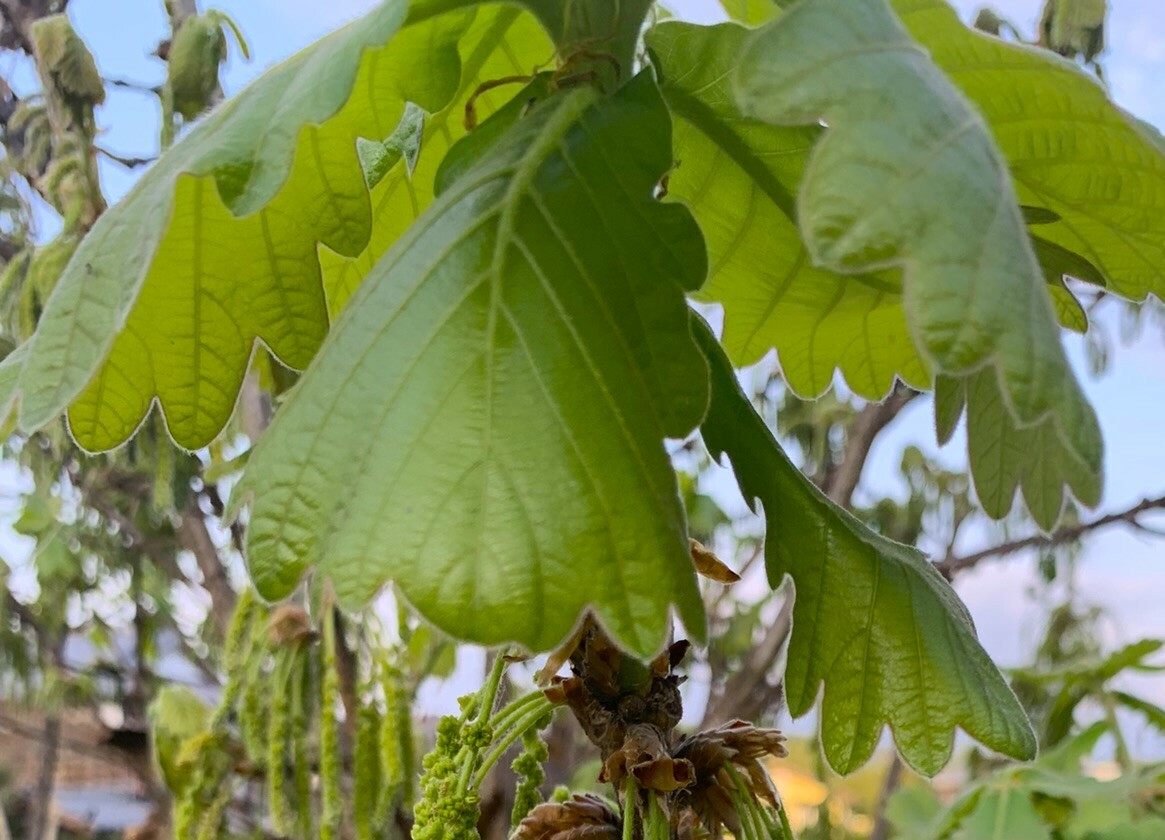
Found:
[870,754,903,840]
[825,384,918,507]
[97,145,156,168]
[104,76,161,95]
[937,494,1165,578]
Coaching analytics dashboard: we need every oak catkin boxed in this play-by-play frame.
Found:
[266,647,293,835]
[354,700,382,840]
[320,607,342,840]
[293,654,314,839]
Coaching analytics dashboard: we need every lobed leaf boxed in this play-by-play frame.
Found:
[694,314,1036,776]
[731,0,1101,530]
[896,0,1165,303]
[11,2,548,452]
[649,21,930,400]
[320,7,552,317]
[236,75,708,658]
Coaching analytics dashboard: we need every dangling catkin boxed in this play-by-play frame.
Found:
[320,606,342,840]
[266,647,294,835]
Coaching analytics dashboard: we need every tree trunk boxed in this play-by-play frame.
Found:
[26,713,62,840]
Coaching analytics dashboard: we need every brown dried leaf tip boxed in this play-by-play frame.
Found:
[266,604,315,647]
[515,794,621,840]
[690,539,741,584]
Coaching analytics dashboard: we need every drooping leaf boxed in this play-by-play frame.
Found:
[648,20,1093,395]
[236,75,708,658]
[320,7,553,316]
[958,368,1099,524]
[694,315,1036,776]
[732,0,1101,530]
[898,0,1165,302]
[649,22,933,400]
[12,2,533,452]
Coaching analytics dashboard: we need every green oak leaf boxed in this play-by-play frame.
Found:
[648,21,1087,385]
[897,0,1165,302]
[694,315,1036,776]
[649,21,930,399]
[732,0,1100,530]
[235,75,708,658]
[320,7,552,317]
[10,2,543,452]
[0,343,27,425]
[717,0,779,24]
[941,369,1100,526]
[357,102,425,188]
[958,787,1053,840]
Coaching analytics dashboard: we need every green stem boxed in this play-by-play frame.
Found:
[488,690,553,739]
[645,792,668,840]
[472,700,554,788]
[455,648,509,795]
[724,765,765,840]
[622,775,637,840]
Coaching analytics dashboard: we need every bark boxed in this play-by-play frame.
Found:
[177,497,238,639]
[27,712,62,840]
[824,386,918,507]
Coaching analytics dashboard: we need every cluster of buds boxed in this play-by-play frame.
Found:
[518,608,791,840]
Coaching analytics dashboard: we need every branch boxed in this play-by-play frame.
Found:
[104,76,161,95]
[937,494,1165,578]
[700,596,792,728]
[177,496,238,640]
[97,145,155,168]
[825,384,918,507]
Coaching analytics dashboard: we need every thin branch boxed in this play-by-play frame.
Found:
[104,76,161,95]
[177,495,238,640]
[97,145,155,168]
[701,596,792,728]
[825,384,919,507]
[870,754,904,840]
[937,494,1165,578]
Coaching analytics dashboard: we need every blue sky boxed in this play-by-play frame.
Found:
[4,0,1164,755]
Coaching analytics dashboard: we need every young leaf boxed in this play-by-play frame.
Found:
[693,315,1036,776]
[648,21,930,399]
[236,75,708,658]
[897,0,1165,302]
[11,2,493,451]
[320,7,552,317]
[733,0,1101,530]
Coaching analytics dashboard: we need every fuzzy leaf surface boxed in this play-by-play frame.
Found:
[237,76,708,658]
[732,0,1100,529]
[649,21,929,399]
[897,0,1165,303]
[695,316,1036,776]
